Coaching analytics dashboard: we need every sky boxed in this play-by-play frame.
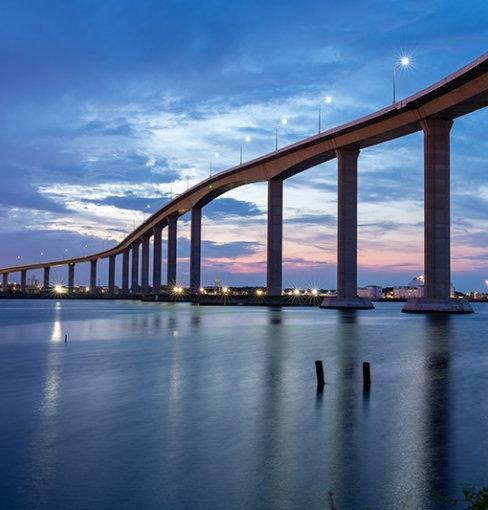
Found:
[0,0,487,291]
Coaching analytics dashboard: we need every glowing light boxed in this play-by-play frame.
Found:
[173,286,183,294]
[85,286,90,292]
[485,279,488,287]
[281,117,288,125]
[214,152,220,158]
[311,289,318,296]
[245,135,251,143]
[400,56,410,67]
[256,289,264,296]
[325,96,332,103]
[53,285,65,294]
[222,287,229,294]
[199,287,206,294]
[293,288,301,296]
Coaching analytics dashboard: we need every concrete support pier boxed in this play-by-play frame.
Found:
[43,267,50,292]
[266,179,283,296]
[153,226,162,296]
[108,256,115,296]
[122,249,130,296]
[20,270,27,293]
[403,118,472,313]
[68,263,75,293]
[2,273,8,291]
[131,241,140,295]
[190,207,201,295]
[90,259,97,294]
[321,148,374,310]
[167,215,177,287]
[141,235,150,296]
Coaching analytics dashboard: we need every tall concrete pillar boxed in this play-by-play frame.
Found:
[68,263,75,293]
[321,148,373,309]
[131,241,141,295]
[122,248,130,295]
[2,273,8,291]
[190,207,202,295]
[90,259,97,294]
[43,267,50,291]
[20,270,27,293]
[266,179,283,296]
[108,255,115,296]
[167,215,177,287]
[403,118,472,313]
[153,225,163,296]
[141,235,150,296]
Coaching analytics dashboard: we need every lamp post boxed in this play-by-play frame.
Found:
[209,152,220,176]
[392,56,411,104]
[275,117,288,151]
[318,96,332,134]
[240,135,251,165]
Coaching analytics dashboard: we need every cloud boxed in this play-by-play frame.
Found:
[203,198,263,219]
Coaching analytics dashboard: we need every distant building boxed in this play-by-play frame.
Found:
[357,285,383,299]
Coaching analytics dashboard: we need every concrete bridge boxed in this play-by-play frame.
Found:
[2,52,488,313]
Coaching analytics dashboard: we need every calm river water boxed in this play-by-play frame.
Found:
[0,299,487,509]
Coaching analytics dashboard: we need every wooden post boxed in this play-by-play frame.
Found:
[362,361,371,391]
[315,360,325,391]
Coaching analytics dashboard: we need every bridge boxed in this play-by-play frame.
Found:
[2,52,488,313]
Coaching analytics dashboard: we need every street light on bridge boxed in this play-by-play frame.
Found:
[209,151,220,176]
[392,55,411,104]
[240,135,251,165]
[318,96,332,134]
[275,117,288,151]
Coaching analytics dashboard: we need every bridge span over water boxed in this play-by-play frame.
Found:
[2,53,488,313]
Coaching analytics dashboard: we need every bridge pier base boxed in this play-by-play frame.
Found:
[190,207,201,295]
[141,235,150,296]
[402,119,472,314]
[321,148,373,310]
[2,273,8,291]
[131,241,140,295]
[266,179,283,296]
[90,259,97,294]
[167,215,177,288]
[68,263,75,294]
[108,256,115,296]
[153,226,162,296]
[122,249,130,296]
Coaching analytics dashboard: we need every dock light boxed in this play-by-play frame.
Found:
[85,286,90,292]
[256,289,264,296]
[173,286,183,294]
[293,288,300,296]
[311,289,318,296]
[53,285,65,294]
[199,287,206,294]
[222,286,229,294]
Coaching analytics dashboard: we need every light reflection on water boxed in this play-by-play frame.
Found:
[0,300,487,510]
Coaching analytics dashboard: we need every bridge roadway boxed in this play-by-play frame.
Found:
[2,52,488,312]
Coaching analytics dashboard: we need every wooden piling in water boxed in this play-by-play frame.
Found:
[362,361,371,391]
[315,360,325,391]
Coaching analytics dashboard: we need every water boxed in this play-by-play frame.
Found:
[0,300,487,510]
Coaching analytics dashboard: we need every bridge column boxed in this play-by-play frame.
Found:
[108,255,115,296]
[43,267,50,292]
[2,273,8,292]
[266,179,283,297]
[20,270,27,293]
[167,215,177,288]
[403,118,472,313]
[153,225,162,296]
[122,248,130,295]
[90,259,97,294]
[131,241,141,295]
[68,263,75,293]
[321,148,373,309]
[141,235,150,296]
[190,207,201,295]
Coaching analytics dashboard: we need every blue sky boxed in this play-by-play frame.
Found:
[1,0,487,291]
